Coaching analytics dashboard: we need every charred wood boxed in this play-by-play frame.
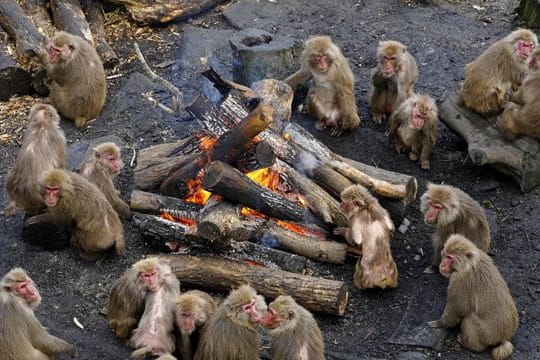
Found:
[129,190,202,218]
[80,0,119,68]
[50,0,94,45]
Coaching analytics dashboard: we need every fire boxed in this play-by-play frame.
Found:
[184,177,212,205]
[245,167,280,191]
[275,219,325,238]
[196,133,218,152]
[160,212,196,226]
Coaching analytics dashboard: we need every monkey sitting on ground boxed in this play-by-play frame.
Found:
[40,168,125,259]
[420,183,491,273]
[459,29,538,115]
[108,257,180,341]
[369,40,419,124]
[0,268,77,360]
[36,31,107,128]
[335,184,398,289]
[387,93,438,170]
[428,235,518,360]
[285,35,360,137]
[175,290,218,360]
[260,295,325,360]
[80,142,131,218]
[194,284,267,360]
[5,104,66,217]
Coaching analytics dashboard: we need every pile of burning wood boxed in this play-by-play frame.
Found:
[129,70,418,316]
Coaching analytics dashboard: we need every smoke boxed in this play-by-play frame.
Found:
[296,151,319,176]
[260,233,280,248]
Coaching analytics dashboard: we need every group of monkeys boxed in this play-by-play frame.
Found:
[0,24,534,360]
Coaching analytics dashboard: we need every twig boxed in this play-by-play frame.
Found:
[129,147,137,168]
[133,42,184,116]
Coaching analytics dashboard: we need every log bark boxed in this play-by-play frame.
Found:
[439,90,540,193]
[0,0,46,63]
[50,0,94,45]
[203,160,307,223]
[230,241,308,274]
[162,255,349,316]
[129,190,202,218]
[80,0,119,68]
[132,213,195,252]
[20,0,55,38]
[0,30,33,100]
[518,0,540,27]
[197,202,249,244]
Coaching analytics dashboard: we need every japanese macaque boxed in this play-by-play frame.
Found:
[334,184,398,289]
[175,290,218,360]
[36,31,106,128]
[428,235,518,360]
[80,142,131,218]
[500,48,540,141]
[39,168,125,259]
[285,35,360,137]
[260,295,325,360]
[129,260,180,360]
[5,104,66,217]
[460,29,538,115]
[194,284,267,360]
[420,183,491,273]
[369,40,419,124]
[387,93,438,170]
[108,258,180,341]
[0,268,77,360]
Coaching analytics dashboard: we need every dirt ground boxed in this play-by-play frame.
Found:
[1,0,539,359]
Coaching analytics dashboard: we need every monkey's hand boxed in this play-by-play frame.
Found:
[32,44,48,63]
[427,320,442,328]
[333,227,347,236]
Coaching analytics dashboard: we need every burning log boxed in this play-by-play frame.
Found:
[50,0,94,45]
[162,255,349,316]
[197,202,249,244]
[81,0,119,68]
[129,190,202,218]
[132,213,195,252]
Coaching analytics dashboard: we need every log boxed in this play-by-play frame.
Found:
[203,160,307,223]
[108,0,226,25]
[162,255,349,316]
[129,190,202,218]
[439,90,540,193]
[518,0,540,27]
[81,0,119,68]
[197,202,249,244]
[20,0,55,38]
[0,30,33,100]
[51,0,94,45]
[243,217,347,264]
[230,241,308,274]
[132,213,195,252]
[0,0,46,63]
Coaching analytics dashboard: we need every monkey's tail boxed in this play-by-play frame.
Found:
[491,340,513,360]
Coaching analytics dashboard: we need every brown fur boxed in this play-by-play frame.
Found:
[194,284,267,360]
[175,290,218,360]
[285,35,360,137]
[129,260,180,359]
[420,183,491,271]
[369,40,419,124]
[80,142,131,218]
[0,268,77,360]
[39,31,106,128]
[387,93,438,169]
[460,29,538,115]
[428,235,518,360]
[335,185,398,289]
[261,295,325,360]
[39,168,125,259]
[5,104,66,216]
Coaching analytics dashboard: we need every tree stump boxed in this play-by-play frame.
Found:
[229,28,303,86]
[439,91,540,193]
[518,0,540,27]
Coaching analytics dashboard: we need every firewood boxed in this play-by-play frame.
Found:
[132,213,195,252]
[129,190,202,218]
[230,241,308,274]
[0,0,46,63]
[161,254,349,316]
[0,30,33,100]
[80,0,119,68]
[50,0,94,45]
[197,202,249,244]
[20,0,55,38]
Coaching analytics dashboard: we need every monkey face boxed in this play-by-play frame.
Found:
[242,299,263,323]
[140,269,159,291]
[412,103,426,129]
[44,185,60,207]
[424,202,443,224]
[13,277,42,308]
[105,154,121,174]
[516,39,534,61]
[48,44,69,64]
[178,312,197,334]
[439,251,455,278]
[310,52,329,73]
[260,307,284,329]
[383,56,396,75]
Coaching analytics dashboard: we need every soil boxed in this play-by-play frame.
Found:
[1,0,539,359]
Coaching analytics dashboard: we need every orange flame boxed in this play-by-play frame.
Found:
[245,167,280,191]
[197,133,218,152]
[184,177,212,205]
[283,132,291,141]
[275,219,325,238]
[160,212,196,227]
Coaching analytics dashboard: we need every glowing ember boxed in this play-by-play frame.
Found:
[245,167,279,191]
[161,212,196,227]
[241,207,265,217]
[283,132,291,141]
[275,219,325,238]
[184,177,211,205]
[196,133,218,151]
[239,259,266,267]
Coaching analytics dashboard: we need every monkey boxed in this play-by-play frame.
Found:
[5,104,66,217]
[108,257,180,341]
[194,284,267,360]
[334,184,398,289]
[369,40,419,124]
[420,183,491,273]
[260,295,325,360]
[387,93,438,170]
[428,235,519,360]
[36,31,107,128]
[39,168,125,260]
[80,142,131,218]
[459,29,538,115]
[285,35,360,137]
[129,260,180,360]
[175,290,218,360]
[0,268,78,360]
[500,49,540,141]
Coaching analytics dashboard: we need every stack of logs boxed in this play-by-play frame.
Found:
[130,69,418,316]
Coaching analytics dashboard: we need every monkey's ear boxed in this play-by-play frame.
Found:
[93,148,101,158]
[465,251,474,260]
[288,310,295,319]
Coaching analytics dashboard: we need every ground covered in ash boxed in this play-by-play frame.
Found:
[0,0,539,359]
